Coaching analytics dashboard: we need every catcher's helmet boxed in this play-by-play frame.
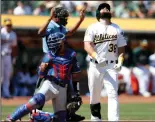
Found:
[46,32,65,54]
[96,3,111,21]
[54,7,69,26]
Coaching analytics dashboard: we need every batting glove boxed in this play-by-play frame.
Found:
[113,53,124,72]
[113,63,122,72]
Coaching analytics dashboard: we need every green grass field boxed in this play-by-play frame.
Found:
[1,103,155,120]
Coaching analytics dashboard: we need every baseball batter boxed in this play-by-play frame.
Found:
[1,18,17,98]
[6,32,80,122]
[84,3,127,121]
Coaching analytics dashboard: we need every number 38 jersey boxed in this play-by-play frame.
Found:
[84,22,127,61]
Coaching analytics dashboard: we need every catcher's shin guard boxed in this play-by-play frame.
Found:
[9,93,45,121]
[34,78,46,111]
[90,103,101,119]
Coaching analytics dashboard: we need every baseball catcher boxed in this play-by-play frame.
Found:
[6,32,84,122]
[36,6,85,121]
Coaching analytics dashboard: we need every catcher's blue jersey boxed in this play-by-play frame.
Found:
[40,48,80,85]
[42,20,68,53]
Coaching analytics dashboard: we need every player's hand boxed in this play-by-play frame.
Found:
[79,6,86,21]
[50,7,55,19]
[113,63,122,72]
[39,63,48,72]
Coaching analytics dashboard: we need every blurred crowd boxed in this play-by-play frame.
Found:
[11,64,38,97]
[119,39,155,97]
[1,1,155,18]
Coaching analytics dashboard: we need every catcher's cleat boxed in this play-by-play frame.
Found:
[6,115,21,122]
[66,113,85,122]
[30,109,54,122]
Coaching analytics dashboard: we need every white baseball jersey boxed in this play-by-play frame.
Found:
[84,22,127,61]
[1,27,17,55]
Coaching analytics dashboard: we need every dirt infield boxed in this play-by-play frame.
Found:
[2,94,155,106]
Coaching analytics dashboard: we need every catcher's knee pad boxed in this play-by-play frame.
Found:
[28,93,45,110]
[90,103,101,119]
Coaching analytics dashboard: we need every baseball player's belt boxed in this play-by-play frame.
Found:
[90,59,118,64]
[46,76,67,88]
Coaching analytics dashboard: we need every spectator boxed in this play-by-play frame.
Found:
[114,1,131,18]
[1,18,17,99]
[83,2,93,16]
[44,1,59,10]
[13,1,32,15]
[33,2,48,16]
[7,9,13,14]
[136,1,148,17]
[129,1,145,18]
[73,2,93,17]
[60,1,76,13]
[147,1,155,18]
[132,39,153,97]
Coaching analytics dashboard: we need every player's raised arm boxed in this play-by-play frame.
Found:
[66,6,86,37]
[38,8,54,36]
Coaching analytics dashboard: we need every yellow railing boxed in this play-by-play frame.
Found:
[1,14,155,32]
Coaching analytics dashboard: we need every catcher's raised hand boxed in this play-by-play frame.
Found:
[79,6,87,21]
[50,7,55,19]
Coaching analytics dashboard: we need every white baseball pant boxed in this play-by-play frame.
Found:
[88,62,119,121]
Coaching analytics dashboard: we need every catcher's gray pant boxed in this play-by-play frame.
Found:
[35,79,67,113]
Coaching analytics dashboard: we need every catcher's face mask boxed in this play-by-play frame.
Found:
[54,7,69,26]
[47,32,65,54]
[58,16,69,26]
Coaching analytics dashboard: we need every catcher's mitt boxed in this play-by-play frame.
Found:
[67,94,82,114]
